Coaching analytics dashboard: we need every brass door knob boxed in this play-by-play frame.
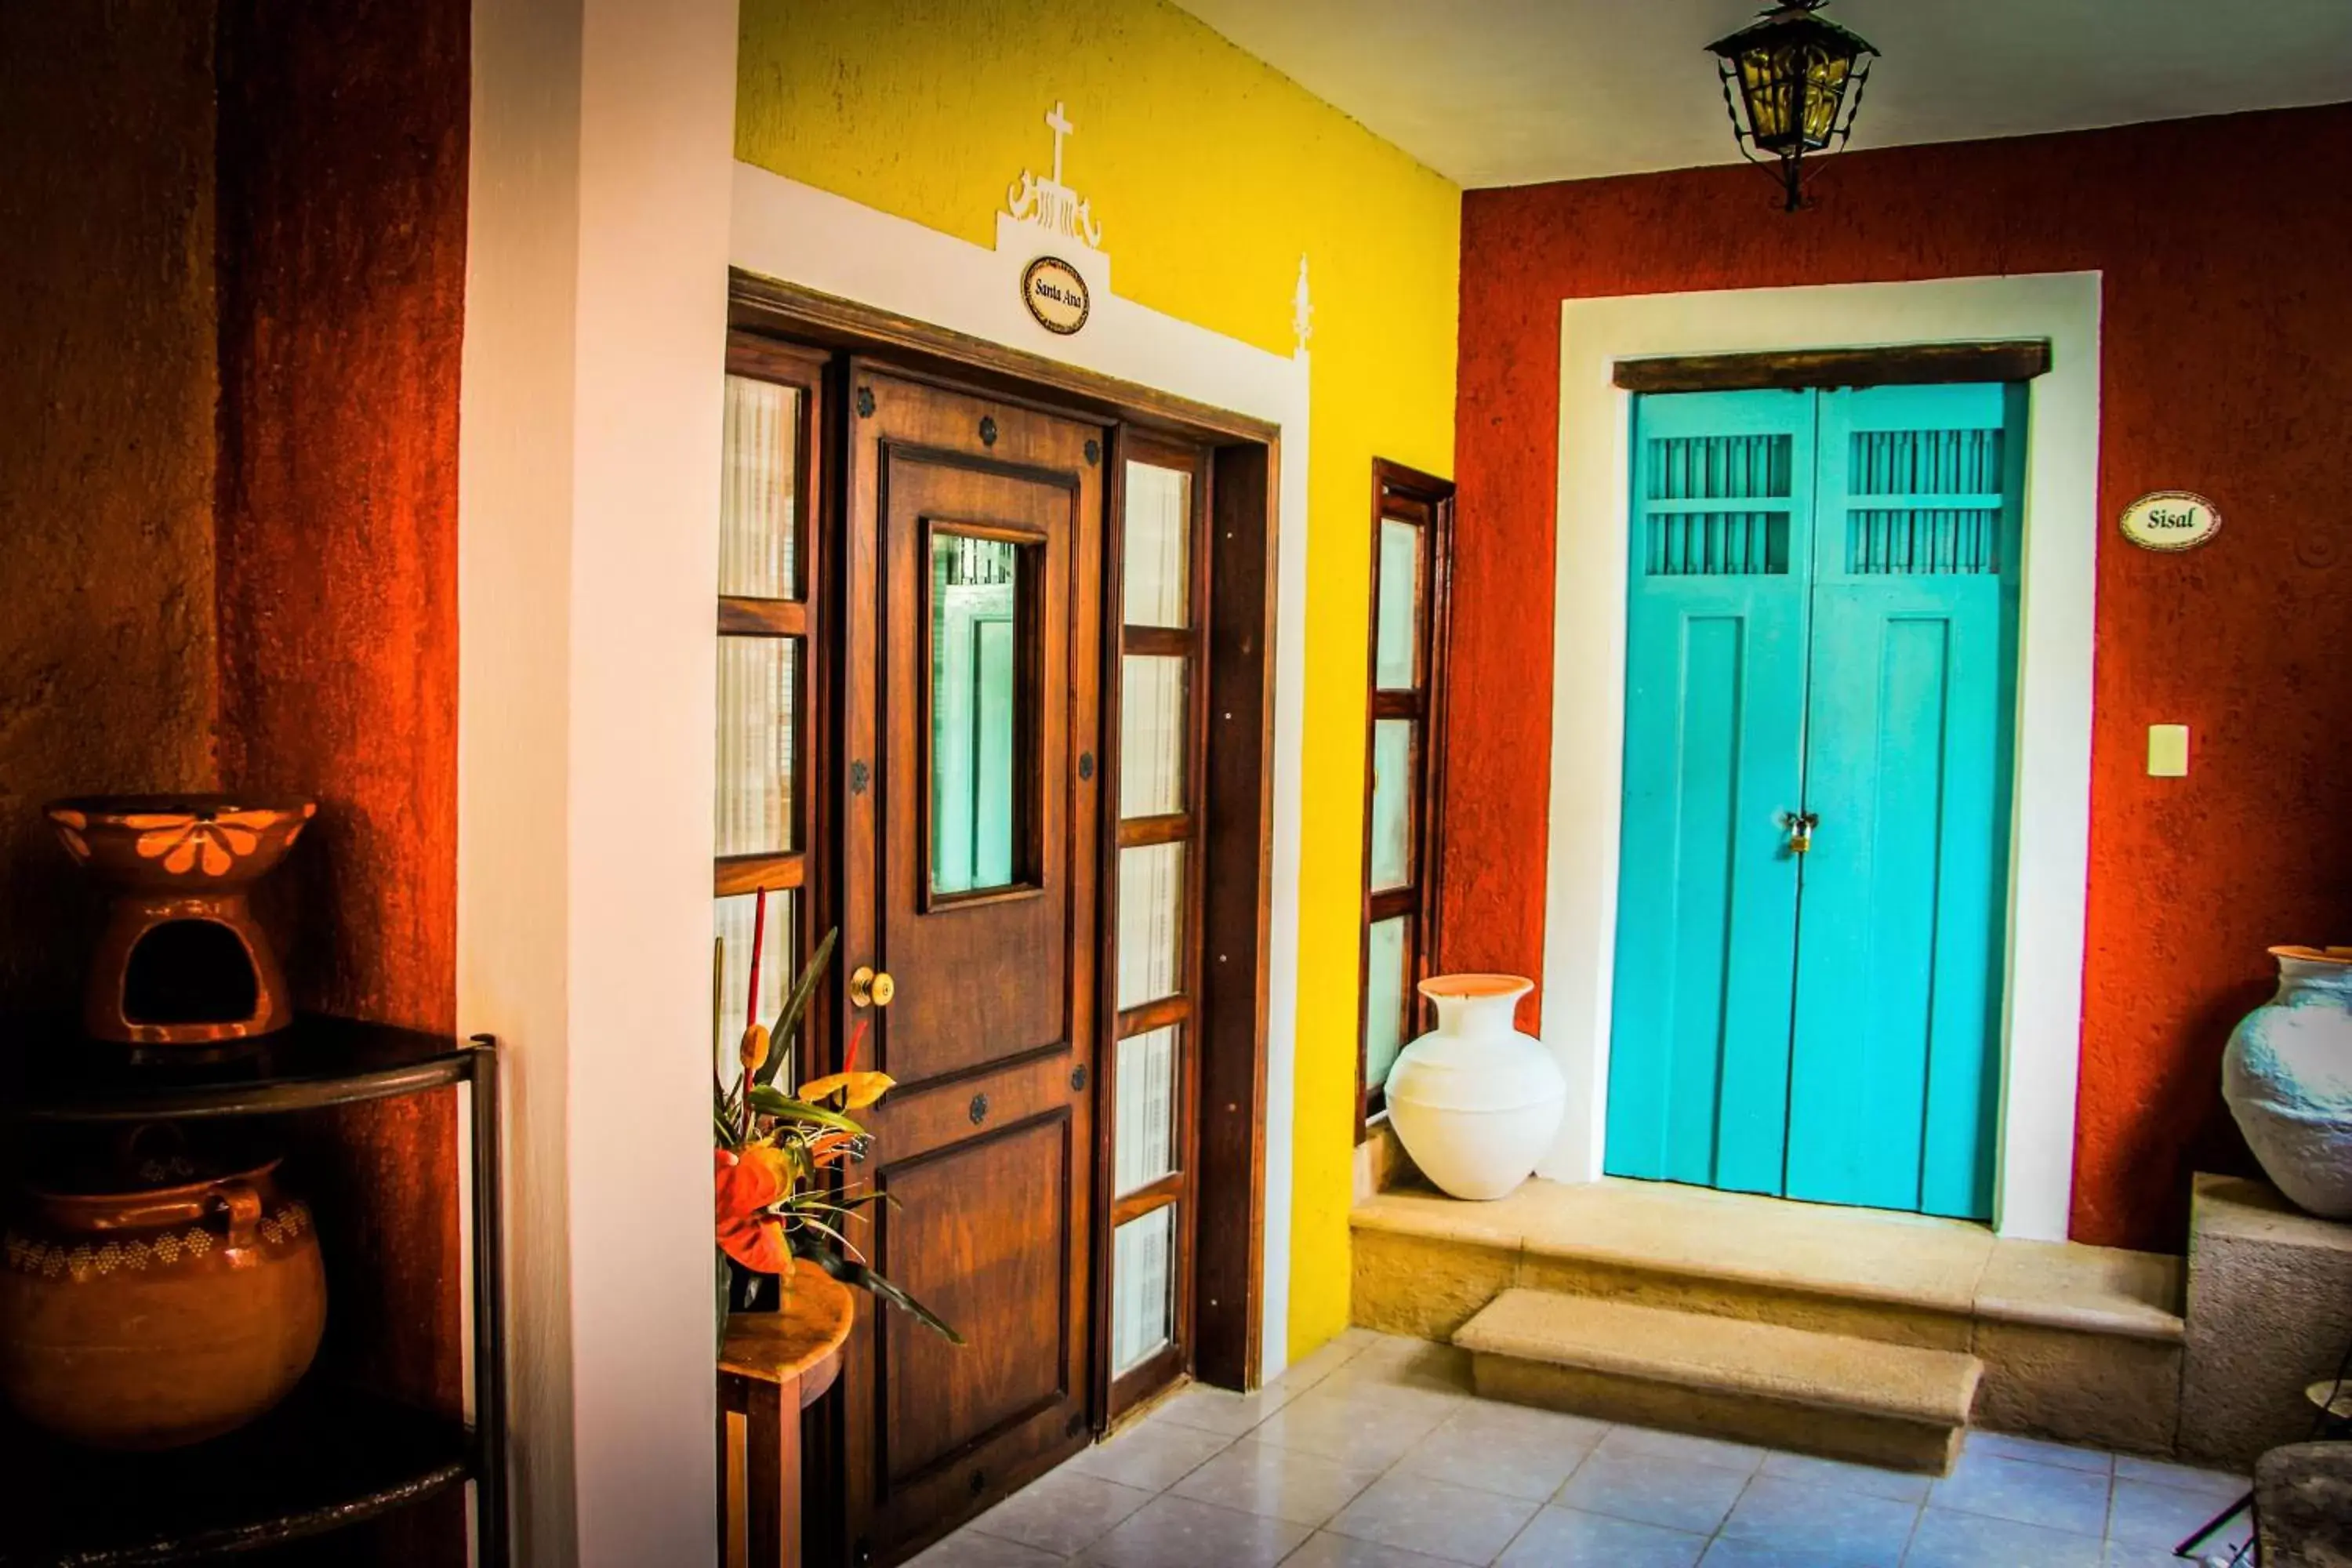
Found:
[850,966,895,1009]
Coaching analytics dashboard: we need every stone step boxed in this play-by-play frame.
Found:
[1455,1287,1984,1474]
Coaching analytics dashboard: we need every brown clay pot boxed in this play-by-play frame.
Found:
[0,1156,327,1449]
[44,793,316,1046]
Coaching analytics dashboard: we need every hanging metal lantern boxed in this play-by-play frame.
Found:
[1708,0,1878,211]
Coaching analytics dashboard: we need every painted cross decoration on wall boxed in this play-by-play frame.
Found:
[1007,99,1105,249]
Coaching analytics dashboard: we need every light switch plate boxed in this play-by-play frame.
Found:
[2147,724,2190,778]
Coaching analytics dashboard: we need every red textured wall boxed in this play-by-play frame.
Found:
[214,2,469,1558]
[1446,104,2352,1254]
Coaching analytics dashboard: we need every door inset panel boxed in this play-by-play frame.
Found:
[879,1114,1071,1487]
[1607,390,1813,1196]
[928,531,1032,898]
[884,466,1073,1087]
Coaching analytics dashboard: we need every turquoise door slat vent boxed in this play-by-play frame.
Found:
[1606,382,2025,1222]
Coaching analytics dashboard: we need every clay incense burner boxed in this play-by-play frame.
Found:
[45,794,317,1047]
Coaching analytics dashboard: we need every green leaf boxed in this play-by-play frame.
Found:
[800,1243,964,1345]
[745,1086,866,1134]
[757,927,840,1089]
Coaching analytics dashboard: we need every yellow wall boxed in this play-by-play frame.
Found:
[737,0,1460,1362]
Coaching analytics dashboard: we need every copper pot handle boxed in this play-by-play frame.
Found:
[209,1179,263,1250]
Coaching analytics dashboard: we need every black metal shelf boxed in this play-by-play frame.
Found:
[0,1015,506,1565]
[0,1384,470,1566]
[0,1014,480,1123]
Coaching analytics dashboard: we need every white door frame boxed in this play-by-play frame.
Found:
[1537,274,2102,1242]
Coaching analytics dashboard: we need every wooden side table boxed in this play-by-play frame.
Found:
[718,1261,855,1568]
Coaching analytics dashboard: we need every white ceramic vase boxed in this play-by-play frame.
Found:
[2223,946,2352,1218]
[1384,974,1565,1201]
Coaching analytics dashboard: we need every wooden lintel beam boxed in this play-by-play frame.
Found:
[1613,340,2053,395]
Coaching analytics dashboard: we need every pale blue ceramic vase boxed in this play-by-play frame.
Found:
[2223,946,2352,1218]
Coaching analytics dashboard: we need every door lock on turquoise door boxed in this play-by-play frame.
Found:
[1783,811,1819,855]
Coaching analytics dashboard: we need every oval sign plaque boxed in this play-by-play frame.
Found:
[2120,490,2221,552]
[1022,256,1090,336]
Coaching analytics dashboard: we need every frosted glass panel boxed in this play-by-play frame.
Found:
[715,892,793,1083]
[1123,462,1190,628]
[716,636,797,857]
[1120,656,1186,818]
[1111,1206,1175,1376]
[1115,1026,1179,1196]
[1365,915,1409,1097]
[1369,719,1416,892]
[1116,844,1185,1009]
[1375,518,1422,690]
[931,535,1022,895]
[719,376,799,600]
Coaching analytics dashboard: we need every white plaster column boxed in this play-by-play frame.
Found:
[459,0,737,1561]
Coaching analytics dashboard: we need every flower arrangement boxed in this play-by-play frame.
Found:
[713,889,960,1347]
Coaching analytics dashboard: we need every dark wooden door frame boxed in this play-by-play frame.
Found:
[728,270,1280,1553]
[1356,459,1456,1142]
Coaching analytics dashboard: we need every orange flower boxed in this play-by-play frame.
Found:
[714,1144,791,1274]
[127,809,279,876]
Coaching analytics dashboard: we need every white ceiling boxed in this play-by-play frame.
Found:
[1174,0,2352,188]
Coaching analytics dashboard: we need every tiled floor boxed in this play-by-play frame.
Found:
[913,1330,2254,1568]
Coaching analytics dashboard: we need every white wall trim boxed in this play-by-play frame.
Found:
[731,162,1313,1378]
[1539,274,2102,1243]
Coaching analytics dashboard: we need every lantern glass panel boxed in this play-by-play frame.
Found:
[1738,41,1855,154]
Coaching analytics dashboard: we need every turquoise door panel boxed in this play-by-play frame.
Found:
[1783,385,2024,1220]
[1607,390,1813,1195]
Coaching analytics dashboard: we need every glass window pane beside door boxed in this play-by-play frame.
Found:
[720,374,800,600]
[1119,655,1186,818]
[1110,1206,1175,1376]
[1109,448,1203,1409]
[1363,914,1411,1096]
[716,636,799,858]
[1123,462,1190,629]
[714,344,822,1101]
[1374,517,1422,690]
[1368,719,1417,893]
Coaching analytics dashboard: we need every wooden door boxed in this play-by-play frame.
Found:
[837,369,1105,1566]
[1605,389,1815,1194]
[1783,383,2023,1220]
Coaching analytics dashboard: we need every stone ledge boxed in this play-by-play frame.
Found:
[1352,1175,2185,1343]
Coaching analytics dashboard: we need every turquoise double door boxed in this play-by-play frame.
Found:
[1606,383,2025,1221]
